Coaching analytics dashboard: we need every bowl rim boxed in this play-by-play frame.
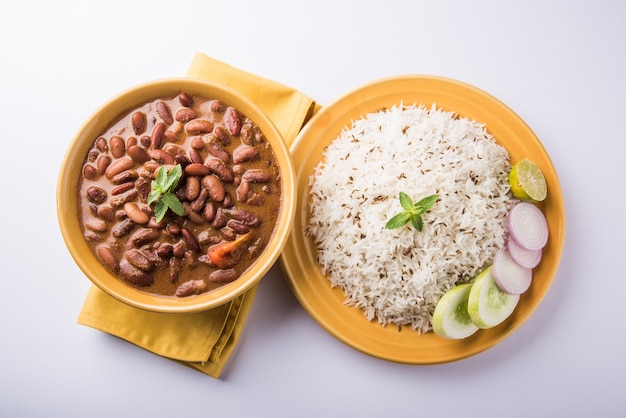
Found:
[57,77,296,313]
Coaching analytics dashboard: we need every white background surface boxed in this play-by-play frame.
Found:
[1,1,624,416]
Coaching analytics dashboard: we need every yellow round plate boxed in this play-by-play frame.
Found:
[280,75,566,364]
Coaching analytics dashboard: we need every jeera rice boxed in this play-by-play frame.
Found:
[306,104,516,333]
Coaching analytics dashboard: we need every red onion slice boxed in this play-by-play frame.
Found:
[493,249,532,295]
[508,238,542,269]
[507,202,548,251]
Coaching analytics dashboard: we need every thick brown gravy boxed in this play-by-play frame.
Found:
[78,93,282,297]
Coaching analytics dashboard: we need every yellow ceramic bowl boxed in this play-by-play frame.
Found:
[281,75,566,364]
[58,78,296,313]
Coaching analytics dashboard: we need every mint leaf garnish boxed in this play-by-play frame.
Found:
[149,165,184,222]
[385,192,439,231]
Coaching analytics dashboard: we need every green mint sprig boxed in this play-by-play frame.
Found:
[147,164,185,222]
[385,192,439,231]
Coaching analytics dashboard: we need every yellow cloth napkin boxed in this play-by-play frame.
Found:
[77,52,317,378]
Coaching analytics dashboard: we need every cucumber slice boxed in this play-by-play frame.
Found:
[433,283,479,339]
[468,266,520,329]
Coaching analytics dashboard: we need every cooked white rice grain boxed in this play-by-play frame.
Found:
[306,104,516,333]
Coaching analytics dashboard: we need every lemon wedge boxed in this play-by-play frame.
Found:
[508,158,547,202]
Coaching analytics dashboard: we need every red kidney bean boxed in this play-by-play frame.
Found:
[111,182,135,196]
[223,192,234,208]
[202,201,217,222]
[96,154,112,176]
[169,257,182,282]
[156,101,173,124]
[97,205,116,222]
[189,148,203,164]
[85,219,107,233]
[174,154,190,167]
[202,174,225,202]
[83,164,97,180]
[167,222,181,235]
[140,135,152,147]
[123,202,149,224]
[126,136,138,148]
[210,100,225,113]
[242,169,270,183]
[110,136,126,158]
[140,248,165,268]
[143,161,161,174]
[147,217,166,229]
[178,93,193,107]
[110,190,138,208]
[190,188,209,213]
[172,241,187,258]
[200,231,222,246]
[190,136,205,150]
[151,122,166,149]
[125,249,154,271]
[132,111,146,135]
[213,126,230,145]
[105,157,134,179]
[224,107,242,135]
[175,279,206,297]
[84,230,103,242]
[127,145,150,163]
[111,169,138,185]
[185,119,213,135]
[163,143,185,157]
[232,164,245,175]
[119,260,153,286]
[221,227,236,241]
[175,108,198,123]
[197,254,212,265]
[212,207,228,229]
[97,246,118,272]
[227,219,249,235]
[148,149,175,165]
[206,158,233,182]
[184,176,200,201]
[207,143,230,162]
[112,218,135,238]
[181,227,201,252]
[86,186,107,204]
[95,137,109,153]
[232,144,258,163]
[240,125,254,145]
[208,269,239,283]
[227,208,260,226]
[127,227,160,248]
[135,177,150,201]
[236,180,250,202]
[187,211,204,224]
[184,163,210,177]
[164,130,179,143]
[156,243,173,258]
